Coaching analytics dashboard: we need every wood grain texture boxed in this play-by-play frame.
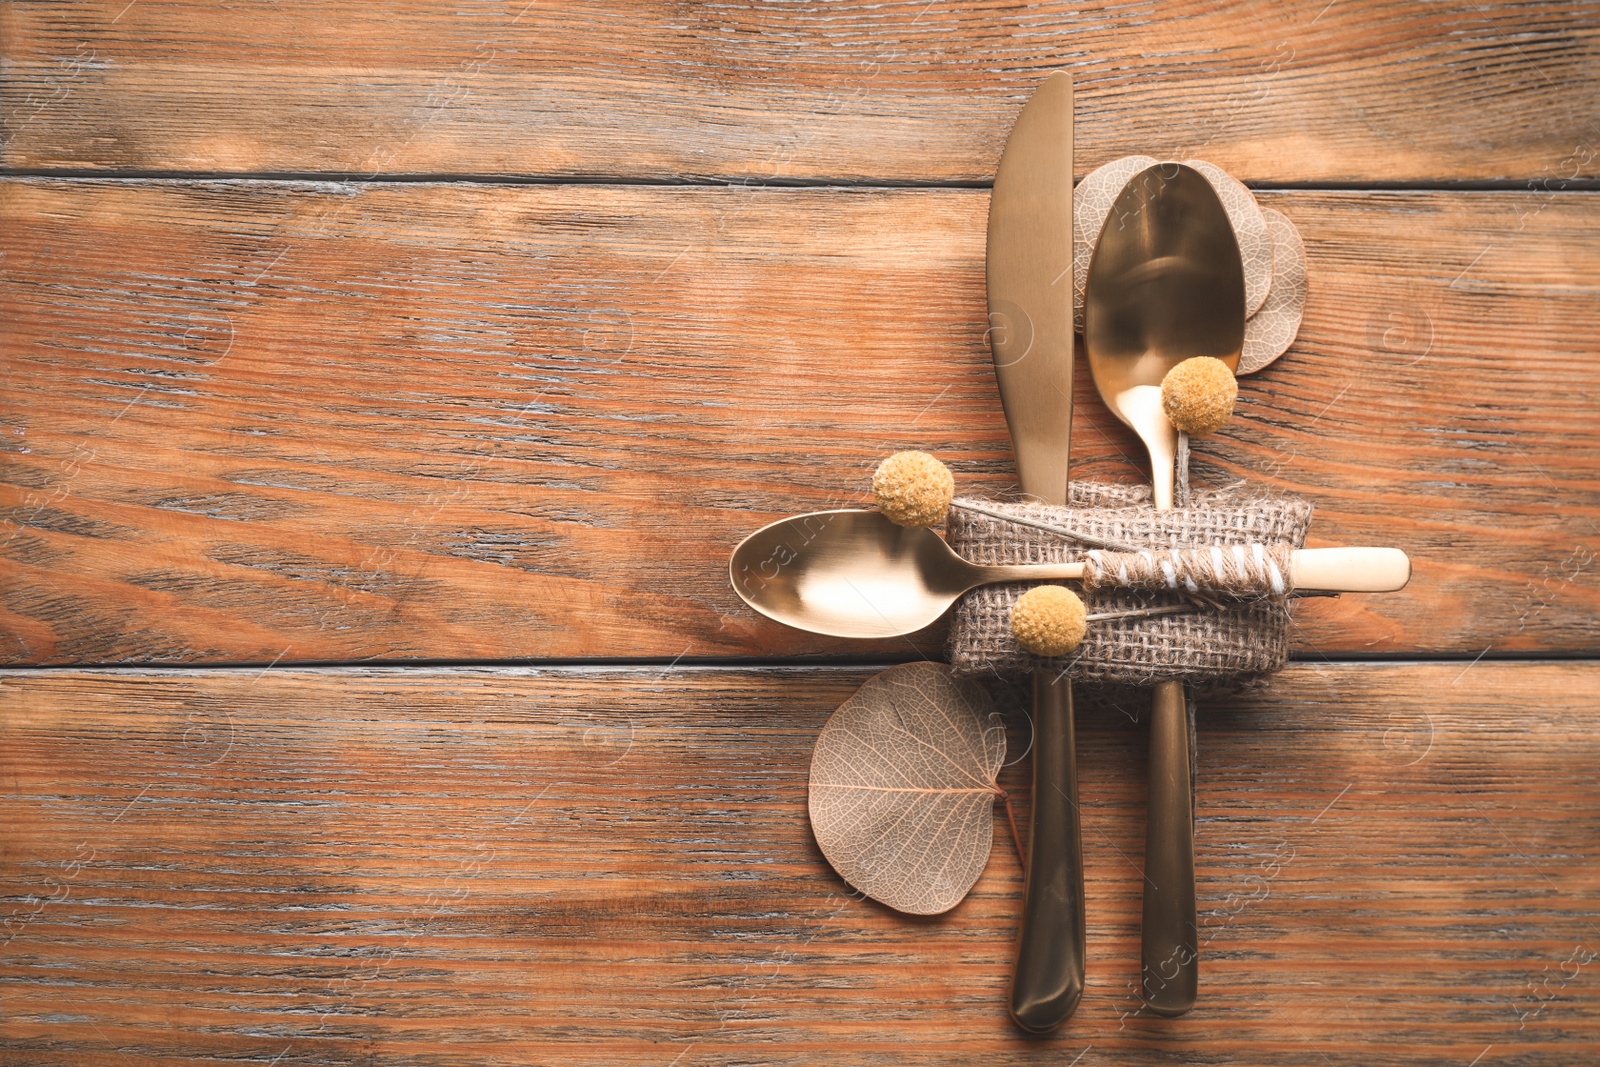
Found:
[1,662,1595,1064]
[2,1,1597,183]
[4,180,1598,665]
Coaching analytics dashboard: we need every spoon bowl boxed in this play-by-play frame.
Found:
[729,510,1010,639]
[1084,164,1245,509]
[729,509,1409,641]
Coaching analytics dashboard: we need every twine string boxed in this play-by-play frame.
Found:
[1081,543,1295,600]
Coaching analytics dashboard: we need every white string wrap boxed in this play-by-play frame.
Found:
[1080,543,1294,600]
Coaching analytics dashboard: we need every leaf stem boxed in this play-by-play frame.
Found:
[997,787,1026,867]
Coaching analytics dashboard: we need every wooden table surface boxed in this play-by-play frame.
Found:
[2,2,1597,1063]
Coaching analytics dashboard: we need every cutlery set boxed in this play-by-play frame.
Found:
[728,72,1410,1030]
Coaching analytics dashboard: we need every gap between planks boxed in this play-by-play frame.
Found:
[4,168,1600,194]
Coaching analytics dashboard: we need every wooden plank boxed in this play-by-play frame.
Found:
[2,1,1597,182]
[0,662,1595,1063]
[2,180,1598,665]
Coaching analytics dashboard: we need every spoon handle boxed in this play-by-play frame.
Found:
[1142,678,1198,1015]
[980,562,1086,584]
[980,548,1411,594]
[1008,670,1086,1031]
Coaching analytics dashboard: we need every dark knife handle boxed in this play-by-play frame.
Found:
[1008,669,1085,1032]
[1141,678,1198,1016]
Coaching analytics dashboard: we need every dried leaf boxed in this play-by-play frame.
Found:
[1239,208,1308,374]
[1183,158,1274,317]
[1073,154,1160,331]
[808,662,1005,915]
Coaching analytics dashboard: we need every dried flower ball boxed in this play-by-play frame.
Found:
[1010,585,1088,657]
[1160,356,1238,436]
[872,450,955,528]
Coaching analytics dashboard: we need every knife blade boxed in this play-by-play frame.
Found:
[986,70,1084,1033]
[989,73,1075,506]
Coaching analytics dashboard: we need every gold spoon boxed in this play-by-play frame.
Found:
[729,508,1408,640]
[1083,162,1245,1016]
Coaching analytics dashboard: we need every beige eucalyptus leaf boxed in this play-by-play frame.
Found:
[1183,158,1274,317]
[808,661,1006,915]
[1073,153,1160,331]
[1240,208,1309,374]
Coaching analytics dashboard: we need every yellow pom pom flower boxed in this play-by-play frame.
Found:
[1010,585,1088,657]
[1161,356,1238,436]
[872,450,954,528]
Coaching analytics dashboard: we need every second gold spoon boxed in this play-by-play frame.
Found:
[1083,162,1246,1016]
[730,508,1408,640]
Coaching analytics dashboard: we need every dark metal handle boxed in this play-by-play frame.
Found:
[1008,670,1085,1032]
[1142,678,1197,1016]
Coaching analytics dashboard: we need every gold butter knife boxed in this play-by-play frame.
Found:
[987,70,1083,1032]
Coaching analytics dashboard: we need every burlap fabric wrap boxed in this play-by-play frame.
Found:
[947,483,1314,688]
